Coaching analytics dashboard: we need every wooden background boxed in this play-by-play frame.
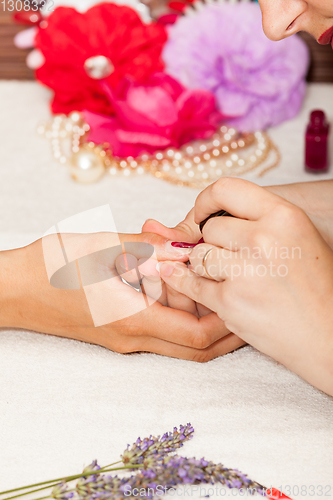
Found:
[1,5,333,81]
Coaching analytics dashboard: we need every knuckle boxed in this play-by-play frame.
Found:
[166,284,181,298]
[176,220,197,240]
[210,177,232,200]
[210,177,247,201]
[189,328,210,350]
[251,229,275,251]
[112,343,131,354]
[190,349,213,363]
[192,276,206,299]
[271,203,307,228]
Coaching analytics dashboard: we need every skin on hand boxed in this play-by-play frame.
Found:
[143,180,333,251]
[143,180,333,359]
[157,178,333,396]
[0,231,244,362]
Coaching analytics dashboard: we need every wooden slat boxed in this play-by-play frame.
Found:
[0,6,333,81]
[0,8,34,79]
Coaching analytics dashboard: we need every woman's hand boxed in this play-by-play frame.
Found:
[0,231,244,362]
[157,178,333,395]
[143,180,333,250]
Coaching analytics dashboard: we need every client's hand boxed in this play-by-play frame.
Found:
[0,231,243,361]
[156,178,333,395]
[115,252,212,319]
[142,209,247,352]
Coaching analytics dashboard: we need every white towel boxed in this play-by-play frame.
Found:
[0,82,332,497]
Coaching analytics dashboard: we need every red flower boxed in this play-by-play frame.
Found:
[35,3,167,115]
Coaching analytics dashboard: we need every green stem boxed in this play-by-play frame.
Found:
[3,484,61,500]
[0,461,122,496]
[28,488,76,500]
[1,465,141,500]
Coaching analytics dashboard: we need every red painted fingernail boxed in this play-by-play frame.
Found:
[171,242,197,248]
[171,238,205,248]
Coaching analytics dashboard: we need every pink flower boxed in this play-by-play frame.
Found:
[83,73,224,158]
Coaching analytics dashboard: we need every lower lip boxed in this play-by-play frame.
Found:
[318,26,333,45]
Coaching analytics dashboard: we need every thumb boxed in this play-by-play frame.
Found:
[119,232,193,262]
[142,208,202,244]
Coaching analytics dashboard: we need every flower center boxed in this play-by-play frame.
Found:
[84,56,114,79]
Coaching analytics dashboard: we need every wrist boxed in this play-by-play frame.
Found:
[265,181,333,249]
[0,247,27,329]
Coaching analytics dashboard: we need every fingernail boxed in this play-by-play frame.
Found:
[156,262,175,277]
[165,241,192,254]
[171,241,197,249]
[169,238,205,249]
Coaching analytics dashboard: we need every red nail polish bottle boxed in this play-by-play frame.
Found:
[305,110,330,173]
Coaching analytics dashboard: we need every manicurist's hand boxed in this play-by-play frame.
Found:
[0,231,243,361]
[143,180,333,250]
[156,178,333,395]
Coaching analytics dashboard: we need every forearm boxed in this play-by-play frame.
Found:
[266,180,333,248]
[266,180,333,210]
[0,248,25,329]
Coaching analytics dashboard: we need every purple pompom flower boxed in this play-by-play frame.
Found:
[163,2,309,131]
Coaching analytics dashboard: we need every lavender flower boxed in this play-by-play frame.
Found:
[12,425,269,500]
[163,2,309,132]
[76,461,104,498]
[121,423,194,466]
[51,483,74,500]
[114,455,265,498]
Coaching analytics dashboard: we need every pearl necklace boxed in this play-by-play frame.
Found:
[38,111,280,186]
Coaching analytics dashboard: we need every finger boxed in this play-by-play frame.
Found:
[125,232,193,262]
[125,300,231,347]
[189,244,239,281]
[158,261,222,312]
[115,253,141,287]
[165,284,199,317]
[138,257,160,278]
[196,303,212,317]
[194,178,282,224]
[202,216,254,251]
[129,331,246,362]
[142,208,202,244]
[141,276,168,306]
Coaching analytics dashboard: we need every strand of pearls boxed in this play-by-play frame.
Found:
[38,112,280,186]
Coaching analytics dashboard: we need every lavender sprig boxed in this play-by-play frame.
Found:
[71,454,266,500]
[119,455,266,498]
[121,423,194,466]
[0,424,270,500]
